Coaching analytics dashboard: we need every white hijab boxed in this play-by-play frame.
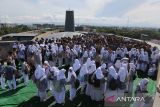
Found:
[71,49,78,56]
[58,45,63,53]
[140,48,145,60]
[88,64,96,74]
[139,78,149,91]
[34,65,46,81]
[95,67,104,79]
[100,47,105,55]
[86,58,92,67]
[108,66,118,79]
[121,63,128,75]
[118,67,127,82]
[83,51,88,58]
[57,69,66,80]
[20,44,26,51]
[129,63,136,72]
[50,67,59,76]
[67,67,77,82]
[101,63,106,69]
[44,61,50,66]
[73,59,81,72]
[79,64,88,77]
[111,51,116,62]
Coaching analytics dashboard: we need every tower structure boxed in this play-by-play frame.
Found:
[65,10,75,32]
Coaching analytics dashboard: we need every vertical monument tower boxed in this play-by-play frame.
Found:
[65,10,75,32]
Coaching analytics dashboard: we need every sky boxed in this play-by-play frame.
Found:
[0,0,160,27]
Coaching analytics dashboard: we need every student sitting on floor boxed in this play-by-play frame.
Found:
[135,78,149,93]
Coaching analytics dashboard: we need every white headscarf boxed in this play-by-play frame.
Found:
[86,58,92,67]
[140,48,145,60]
[58,45,63,53]
[121,63,128,75]
[73,59,81,72]
[67,67,77,82]
[139,78,149,91]
[95,67,104,79]
[34,65,46,81]
[111,51,116,62]
[57,69,66,80]
[118,67,127,82]
[83,51,88,58]
[50,67,59,76]
[100,47,105,55]
[79,64,88,77]
[108,66,118,79]
[88,64,96,74]
[71,49,78,56]
[101,63,106,69]
[44,61,50,66]
[129,63,136,72]
[20,44,26,51]
[91,60,95,64]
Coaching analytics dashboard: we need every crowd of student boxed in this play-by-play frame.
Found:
[0,33,159,105]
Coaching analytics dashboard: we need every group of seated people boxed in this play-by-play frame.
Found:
[0,33,159,106]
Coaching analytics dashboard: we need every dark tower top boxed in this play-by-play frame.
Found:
[65,10,75,32]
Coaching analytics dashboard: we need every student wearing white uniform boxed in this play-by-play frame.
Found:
[79,64,88,94]
[67,67,77,101]
[148,64,157,77]
[58,45,64,67]
[121,57,129,91]
[54,69,66,104]
[86,58,92,69]
[91,67,105,101]
[128,62,137,92]
[82,51,88,64]
[134,78,149,107]
[43,61,52,90]
[100,63,107,93]
[85,62,96,97]
[118,66,127,90]
[65,46,71,66]
[17,44,26,60]
[111,51,116,63]
[21,59,30,86]
[34,49,42,67]
[108,66,118,82]
[136,78,149,93]
[33,65,47,102]
[139,48,146,72]
[151,49,159,65]
[49,67,59,96]
[71,48,78,65]
[73,59,81,75]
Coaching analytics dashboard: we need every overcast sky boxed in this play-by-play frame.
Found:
[0,0,160,27]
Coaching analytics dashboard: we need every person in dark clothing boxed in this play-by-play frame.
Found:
[4,61,17,90]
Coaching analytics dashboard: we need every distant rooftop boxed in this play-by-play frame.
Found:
[37,31,84,40]
[1,32,38,38]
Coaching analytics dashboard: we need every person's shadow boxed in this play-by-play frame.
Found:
[17,96,55,107]
[0,85,25,98]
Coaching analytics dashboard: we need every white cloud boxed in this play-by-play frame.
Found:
[124,0,160,27]
[0,0,160,27]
